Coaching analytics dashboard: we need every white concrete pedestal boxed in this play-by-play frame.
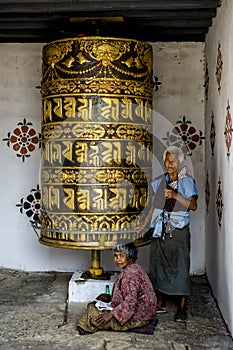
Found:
[68,270,119,303]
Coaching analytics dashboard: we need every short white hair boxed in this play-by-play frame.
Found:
[163,146,184,165]
[113,241,138,262]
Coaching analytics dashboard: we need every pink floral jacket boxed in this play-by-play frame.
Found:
[110,262,157,325]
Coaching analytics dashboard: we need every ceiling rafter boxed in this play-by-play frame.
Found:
[0,0,221,43]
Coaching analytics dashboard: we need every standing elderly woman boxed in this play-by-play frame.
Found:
[137,146,198,322]
[77,242,157,334]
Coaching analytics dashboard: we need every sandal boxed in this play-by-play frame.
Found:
[156,306,167,314]
[174,308,187,322]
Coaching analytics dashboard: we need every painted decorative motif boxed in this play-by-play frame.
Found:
[16,185,41,222]
[216,43,223,93]
[204,61,209,101]
[210,111,216,157]
[41,37,153,98]
[162,115,205,157]
[216,177,223,227]
[205,171,210,213]
[3,118,41,162]
[153,75,162,91]
[224,101,233,156]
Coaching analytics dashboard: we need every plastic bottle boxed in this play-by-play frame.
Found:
[105,284,110,295]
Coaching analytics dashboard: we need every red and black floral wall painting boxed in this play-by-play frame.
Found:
[16,185,41,222]
[205,171,210,213]
[162,115,204,158]
[205,42,226,227]
[210,111,216,157]
[2,118,41,222]
[3,118,41,162]
[216,42,223,93]
[224,101,233,157]
[204,61,209,102]
[216,177,223,227]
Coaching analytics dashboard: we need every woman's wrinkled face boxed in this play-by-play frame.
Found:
[114,251,129,269]
[164,153,179,176]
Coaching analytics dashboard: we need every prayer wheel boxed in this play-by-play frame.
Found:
[40,36,153,252]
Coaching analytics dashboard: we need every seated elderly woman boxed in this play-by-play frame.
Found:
[77,242,157,335]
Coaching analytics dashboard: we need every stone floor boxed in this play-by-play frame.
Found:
[0,269,232,350]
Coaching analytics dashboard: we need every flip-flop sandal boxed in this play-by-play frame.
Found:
[156,306,167,314]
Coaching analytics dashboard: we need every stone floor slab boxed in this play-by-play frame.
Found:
[0,269,232,350]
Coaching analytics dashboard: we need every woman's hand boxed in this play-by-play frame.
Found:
[165,189,197,211]
[164,189,177,199]
[135,219,151,234]
[95,311,113,326]
[135,222,147,234]
[96,293,111,303]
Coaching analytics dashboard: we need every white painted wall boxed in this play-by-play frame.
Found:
[205,0,233,336]
[0,42,205,276]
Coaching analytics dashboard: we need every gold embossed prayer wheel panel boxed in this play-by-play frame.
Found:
[40,36,153,250]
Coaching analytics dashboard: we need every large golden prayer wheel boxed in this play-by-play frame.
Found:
[40,36,153,251]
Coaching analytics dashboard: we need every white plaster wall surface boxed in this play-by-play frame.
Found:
[0,42,205,278]
[205,0,233,335]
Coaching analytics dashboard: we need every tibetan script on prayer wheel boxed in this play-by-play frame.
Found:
[40,36,153,250]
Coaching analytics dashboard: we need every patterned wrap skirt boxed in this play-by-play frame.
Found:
[149,225,191,296]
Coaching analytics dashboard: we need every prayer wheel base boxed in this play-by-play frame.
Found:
[88,267,104,277]
[68,270,118,303]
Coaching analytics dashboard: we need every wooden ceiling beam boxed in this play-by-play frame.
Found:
[0,18,212,29]
[0,0,220,5]
[0,0,220,43]
[0,30,206,43]
[127,19,212,27]
[0,1,220,13]
[0,9,217,21]
[0,26,208,35]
